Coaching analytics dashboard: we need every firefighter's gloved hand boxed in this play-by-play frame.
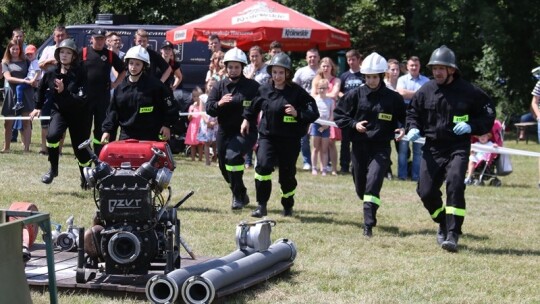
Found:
[406,128,420,142]
[453,122,472,135]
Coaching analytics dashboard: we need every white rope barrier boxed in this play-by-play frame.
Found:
[0,116,50,120]
[3,112,538,157]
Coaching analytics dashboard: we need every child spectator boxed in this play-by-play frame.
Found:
[206,51,225,82]
[185,87,204,161]
[310,79,333,175]
[197,79,218,165]
[464,132,497,185]
[13,45,40,111]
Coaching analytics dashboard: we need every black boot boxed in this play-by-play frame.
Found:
[42,146,59,184]
[363,225,373,238]
[281,197,294,217]
[41,168,58,184]
[80,176,89,190]
[436,221,447,245]
[251,203,267,218]
[79,166,90,190]
[231,193,250,210]
[441,232,459,252]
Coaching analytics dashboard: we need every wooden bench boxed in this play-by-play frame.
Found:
[514,122,537,144]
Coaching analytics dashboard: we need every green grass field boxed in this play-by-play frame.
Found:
[1,129,539,304]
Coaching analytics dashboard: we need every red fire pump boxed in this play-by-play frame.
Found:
[76,139,192,279]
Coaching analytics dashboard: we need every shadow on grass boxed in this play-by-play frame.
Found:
[378,227,490,241]
[55,191,92,199]
[180,206,223,213]
[464,246,540,256]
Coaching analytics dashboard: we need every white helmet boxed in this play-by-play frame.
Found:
[124,45,150,65]
[361,52,388,74]
[223,47,248,65]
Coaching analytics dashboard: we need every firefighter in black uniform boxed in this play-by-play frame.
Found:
[82,28,126,155]
[406,45,495,252]
[29,39,92,188]
[207,48,260,210]
[241,53,319,217]
[101,45,178,142]
[334,52,406,237]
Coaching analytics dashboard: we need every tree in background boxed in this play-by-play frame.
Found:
[1,0,539,119]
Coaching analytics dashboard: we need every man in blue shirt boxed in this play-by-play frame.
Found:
[396,56,429,181]
[338,49,364,173]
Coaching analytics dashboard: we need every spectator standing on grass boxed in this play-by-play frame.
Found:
[185,87,204,162]
[8,28,26,144]
[384,58,400,91]
[198,79,218,165]
[37,25,67,155]
[293,48,320,171]
[206,48,260,210]
[311,57,341,176]
[310,78,333,176]
[160,40,183,92]
[208,34,223,54]
[29,39,92,188]
[1,39,35,153]
[82,28,126,155]
[241,53,319,218]
[384,58,402,179]
[106,32,125,60]
[521,73,540,143]
[134,29,172,83]
[265,40,282,64]
[338,49,364,174]
[206,51,225,82]
[406,45,495,252]
[12,45,40,112]
[334,52,406,237]
[243,45,270,168]
[396,56,429,181]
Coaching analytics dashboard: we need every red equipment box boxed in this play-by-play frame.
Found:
[98,139,176,171]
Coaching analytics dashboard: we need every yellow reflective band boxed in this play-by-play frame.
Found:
[225,164,244,172]
[78,160,92,167]
[254,172,272,181]
[446,206,466,217]
[140,106,154,113]
[363,195,381,206]
[46,142,60,148]
[431,206,445,219]
[283,115,297,123]
[378,113,392,121]
[243,100,251,107]
[453,115,469,123]
[92,138,102,145]
[281,189,295,198]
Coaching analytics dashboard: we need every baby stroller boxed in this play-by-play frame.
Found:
[468,120,512,187]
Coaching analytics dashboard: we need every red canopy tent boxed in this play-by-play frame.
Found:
[165,0,351,51]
